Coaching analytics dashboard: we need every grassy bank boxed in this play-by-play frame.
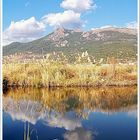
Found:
[3,59,137,88]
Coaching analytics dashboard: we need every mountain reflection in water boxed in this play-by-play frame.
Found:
[3,87,137,140]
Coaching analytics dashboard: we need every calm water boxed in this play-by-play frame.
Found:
[3,87,137,140]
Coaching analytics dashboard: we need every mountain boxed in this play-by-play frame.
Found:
[3,27,137,60]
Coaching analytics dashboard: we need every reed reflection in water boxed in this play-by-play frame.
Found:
[3,87,137,140]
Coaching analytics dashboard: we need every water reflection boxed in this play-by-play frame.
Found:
[3,87,137,140]
[63,127,94,140]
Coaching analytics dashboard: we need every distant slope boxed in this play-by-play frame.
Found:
[3,27,137,60]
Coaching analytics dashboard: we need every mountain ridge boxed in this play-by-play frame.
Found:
[3,27,137,61]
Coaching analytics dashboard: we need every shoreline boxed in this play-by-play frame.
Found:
[3,81,137,90]
[3,60,137,91]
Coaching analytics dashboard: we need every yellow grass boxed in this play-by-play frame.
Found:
[3,59,137,87]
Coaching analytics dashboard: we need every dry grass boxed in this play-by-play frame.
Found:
[3,58,137,87]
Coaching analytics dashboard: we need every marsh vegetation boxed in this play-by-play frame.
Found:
[3,52,137,88]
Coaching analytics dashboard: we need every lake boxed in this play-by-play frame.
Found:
[3,87,137,140]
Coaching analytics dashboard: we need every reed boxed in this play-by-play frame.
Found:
[3,53,137,88]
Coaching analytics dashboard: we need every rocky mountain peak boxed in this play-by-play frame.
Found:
[54,27,66,34]
[91,27,137,35]
[3,27,137,61]
[48,27,67,41]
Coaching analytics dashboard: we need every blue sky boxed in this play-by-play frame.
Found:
[3,0,137,45]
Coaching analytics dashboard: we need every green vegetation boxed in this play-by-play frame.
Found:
[3,28,137,61]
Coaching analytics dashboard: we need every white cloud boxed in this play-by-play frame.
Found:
[60,0,96,12]
[91,22,138,30]
[125,21,137,29]
[91,25,117,30]
[3,17,46,45]
[3,0,97,45]
[42,10,84,29]
[99,25,117,29]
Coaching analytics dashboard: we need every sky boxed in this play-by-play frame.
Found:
[3,0,137,45]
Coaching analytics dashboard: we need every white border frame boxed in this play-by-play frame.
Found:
[0,0,2,139]
[138,0,140,140]
[0,0,139,140]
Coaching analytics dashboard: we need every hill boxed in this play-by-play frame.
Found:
[3,27,137,61]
